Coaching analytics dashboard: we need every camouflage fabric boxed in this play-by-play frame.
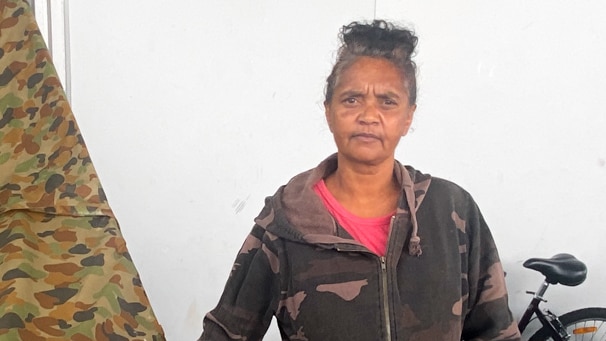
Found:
[0,1,165,340]
[200,154,521,340]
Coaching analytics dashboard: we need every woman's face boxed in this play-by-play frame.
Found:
[324,56,416,167]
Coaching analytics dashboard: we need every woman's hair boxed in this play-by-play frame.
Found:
[324,20,418,105]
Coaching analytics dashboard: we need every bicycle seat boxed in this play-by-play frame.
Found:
[523,253,587,286]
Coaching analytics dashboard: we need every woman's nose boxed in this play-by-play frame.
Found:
[358,103,381,125]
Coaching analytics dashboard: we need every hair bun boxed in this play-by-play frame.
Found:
[341,20,417,58]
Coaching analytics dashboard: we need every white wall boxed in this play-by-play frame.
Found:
[67,1,606,340]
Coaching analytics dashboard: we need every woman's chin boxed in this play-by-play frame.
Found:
[339,151,392,167]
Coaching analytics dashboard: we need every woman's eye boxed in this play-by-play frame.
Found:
[384,99,397,106]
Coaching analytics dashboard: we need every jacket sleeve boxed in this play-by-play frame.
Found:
[461,199,522,341]
[198,224,280,341]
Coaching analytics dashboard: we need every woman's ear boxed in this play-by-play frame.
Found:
[401,104,416,136]
[324,102,334,133]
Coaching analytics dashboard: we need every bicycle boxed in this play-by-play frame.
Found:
[517,253,606,340]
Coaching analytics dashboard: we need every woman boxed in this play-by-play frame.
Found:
[199,20,521,341]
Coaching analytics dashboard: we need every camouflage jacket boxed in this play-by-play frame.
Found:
[200,154,521,341]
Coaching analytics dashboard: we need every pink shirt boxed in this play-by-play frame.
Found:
[313,180,393,257]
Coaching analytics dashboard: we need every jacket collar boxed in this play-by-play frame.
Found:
[256,154,432,251]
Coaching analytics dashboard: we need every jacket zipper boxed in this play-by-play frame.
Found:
[380,256,392,341]
[380,216,396,341]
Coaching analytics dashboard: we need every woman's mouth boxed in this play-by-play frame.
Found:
[351,132,381,142]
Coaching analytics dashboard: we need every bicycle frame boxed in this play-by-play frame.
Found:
[518,281,570,341]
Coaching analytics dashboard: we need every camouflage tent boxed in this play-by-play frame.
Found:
[0,1,165,340]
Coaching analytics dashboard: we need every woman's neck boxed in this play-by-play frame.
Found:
[324,156,400,218]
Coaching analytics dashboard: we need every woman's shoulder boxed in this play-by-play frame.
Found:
[403,164,475,203]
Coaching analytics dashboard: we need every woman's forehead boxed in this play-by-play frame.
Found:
[334,57,408,93]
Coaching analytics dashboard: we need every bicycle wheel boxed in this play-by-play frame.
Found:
[529,307,606,341]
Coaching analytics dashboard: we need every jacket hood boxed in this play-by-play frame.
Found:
[255,154,432,255]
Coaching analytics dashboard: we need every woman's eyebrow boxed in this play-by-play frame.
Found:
[338,90,365,98]
[374,91,402,100]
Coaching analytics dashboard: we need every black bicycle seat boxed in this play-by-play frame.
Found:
[523,253,587,286]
